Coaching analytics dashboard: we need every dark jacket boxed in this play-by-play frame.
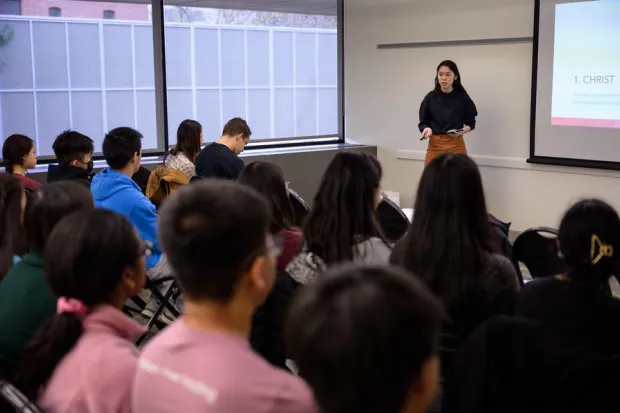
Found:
[488,214,513,262]
[47,164,93,188]
[449,315,620,413]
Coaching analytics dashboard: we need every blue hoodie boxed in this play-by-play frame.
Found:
[91,168,161,270]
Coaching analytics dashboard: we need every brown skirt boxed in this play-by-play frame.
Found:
[424,134,467,166]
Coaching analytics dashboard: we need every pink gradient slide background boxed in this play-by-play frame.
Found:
[552,117,620,128]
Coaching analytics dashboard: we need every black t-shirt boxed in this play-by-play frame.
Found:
[195,142,244,180]
[516,276,620,355]
[418,89,478,134]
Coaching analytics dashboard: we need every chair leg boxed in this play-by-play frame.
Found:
[150,283,181,318]
[135,284,176,347]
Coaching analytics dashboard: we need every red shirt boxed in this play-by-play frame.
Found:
[277,229,303,272]
[13,173,41,191]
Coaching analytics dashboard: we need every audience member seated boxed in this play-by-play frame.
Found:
[286,264,443,413]
[132,181,317,413]
[238,161,302,271]
[286,152,391,285]
[13,209,147,412]
[2,134,40,191]
[0,173,27,281]
[47,130,95,188]
[164,119,202,179]
[390,153,519,407]
[194,117,250,180]
[452,315,620,413]
[91,127,173,320]
[0,182,93,379]
[516,199,620,354]
[238,161,301,368]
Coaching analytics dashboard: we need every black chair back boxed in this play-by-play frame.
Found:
[376,197,409,243]
[288,189,309,227]
[132,166,152,195]
[0,381,42,413]
[513,227,566,280]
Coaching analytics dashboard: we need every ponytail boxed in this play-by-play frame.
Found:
[13,314,83,400]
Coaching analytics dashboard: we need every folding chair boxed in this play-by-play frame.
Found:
[133,276,181,347]
[0,380,42,413]
[288,189,309,227]
[513,227,566,281]
[376,197,409,243]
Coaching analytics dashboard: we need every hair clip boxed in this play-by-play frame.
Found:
[590,234,613,265]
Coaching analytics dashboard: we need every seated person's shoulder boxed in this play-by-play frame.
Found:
[486,253,519,282]
[270,372,318,413]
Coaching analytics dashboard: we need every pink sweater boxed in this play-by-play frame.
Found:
[133,320,318,413]
[38,305,146,413]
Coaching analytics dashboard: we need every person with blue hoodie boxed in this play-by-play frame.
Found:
[91,127,174,321]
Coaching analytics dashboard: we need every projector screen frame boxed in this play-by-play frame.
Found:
[528,0,620,171]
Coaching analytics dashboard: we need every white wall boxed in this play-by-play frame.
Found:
[344,0,620,231]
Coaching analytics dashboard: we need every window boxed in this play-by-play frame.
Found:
[0,0,159,159]
[0,0,20,16]
[48,7,62,17]
[0,0,343,163]
[162,1,341,146]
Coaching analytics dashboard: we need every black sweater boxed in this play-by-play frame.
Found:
[516,276,620,355]
[195,142,244,180]
[418,89,478,134]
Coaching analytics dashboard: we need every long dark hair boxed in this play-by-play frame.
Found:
[433,60,466,93]
[559,199,620,287]
[169,119,202,162]
[13,209,142,400]
[0,173,27,281]
[2,134,35,173]
[238,161,295,234]
[303,152,388,265]
[391,154,497,306]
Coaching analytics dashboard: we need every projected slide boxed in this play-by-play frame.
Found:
[551,0,620,129]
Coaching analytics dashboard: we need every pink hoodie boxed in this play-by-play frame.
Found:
[38,305,146,413]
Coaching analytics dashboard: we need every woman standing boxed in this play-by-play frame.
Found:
[419,60,478,166]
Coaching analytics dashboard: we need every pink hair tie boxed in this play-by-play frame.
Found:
[57,297,89,319]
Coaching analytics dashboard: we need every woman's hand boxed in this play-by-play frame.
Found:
[447,126,471,137]
[422,128,433,139]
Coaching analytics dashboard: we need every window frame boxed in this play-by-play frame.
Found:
[155,0,345,151]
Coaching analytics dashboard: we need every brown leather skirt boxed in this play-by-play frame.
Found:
[424,134,467,166]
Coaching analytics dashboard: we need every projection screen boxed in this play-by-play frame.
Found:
[530,0,620,169]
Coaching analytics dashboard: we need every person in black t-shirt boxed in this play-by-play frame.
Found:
[194,117,251,180]
[419,60,478,166]
[516,199,620,355]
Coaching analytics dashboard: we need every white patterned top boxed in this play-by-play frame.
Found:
[164,152,195,179]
